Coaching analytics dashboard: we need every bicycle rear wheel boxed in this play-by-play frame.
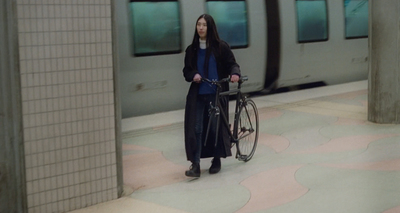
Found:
[236,99,259,162]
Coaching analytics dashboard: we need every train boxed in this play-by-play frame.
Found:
[115,0,369,118]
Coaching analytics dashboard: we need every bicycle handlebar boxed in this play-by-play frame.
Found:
[201,76,248,85]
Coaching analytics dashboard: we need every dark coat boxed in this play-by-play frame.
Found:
[183,41,241,162]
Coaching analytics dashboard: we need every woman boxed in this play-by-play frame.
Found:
[182,14,241,177]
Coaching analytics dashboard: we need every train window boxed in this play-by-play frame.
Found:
[129,0,181,56]
[206,0,248,48]
[295,0,328,43]
[344,0,368,39]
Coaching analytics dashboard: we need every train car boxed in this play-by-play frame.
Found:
[116,0,369,118]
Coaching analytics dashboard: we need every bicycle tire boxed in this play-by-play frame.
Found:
[236,99,259,162]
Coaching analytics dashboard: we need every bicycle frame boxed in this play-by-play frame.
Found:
[203,76,248,148]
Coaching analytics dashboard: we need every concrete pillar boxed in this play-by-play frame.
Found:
[12,1,121,212]
[0,0,26,212]
[368,0,400,124]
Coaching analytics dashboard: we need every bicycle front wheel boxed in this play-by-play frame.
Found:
[236,99,259,162]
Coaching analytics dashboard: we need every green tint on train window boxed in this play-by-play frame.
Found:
[206,0,248,48]
[129,1,181,56]
[296,0,328,43]
[344,0,368,39]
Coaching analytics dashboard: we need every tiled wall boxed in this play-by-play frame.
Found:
[16,0,118,212]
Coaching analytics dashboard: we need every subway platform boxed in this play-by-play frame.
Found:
[70,80,400,213]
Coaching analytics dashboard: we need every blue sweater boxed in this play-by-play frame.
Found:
[197,49,219,94]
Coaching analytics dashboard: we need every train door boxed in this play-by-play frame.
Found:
[265,0,281,90]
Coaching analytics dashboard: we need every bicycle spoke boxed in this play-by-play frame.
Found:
[236,99,258,162]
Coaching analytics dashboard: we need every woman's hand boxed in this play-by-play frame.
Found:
[193,73,202,83]
[230,74,240,83]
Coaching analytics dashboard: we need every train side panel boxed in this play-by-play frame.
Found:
[117,0,266,118]
[277,0,368,88]
[117,0,368,118]
[116,1,197,118]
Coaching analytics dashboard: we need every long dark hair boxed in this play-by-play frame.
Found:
[191,14,221,77]
[191,14,221,49]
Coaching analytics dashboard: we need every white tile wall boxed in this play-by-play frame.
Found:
[16,0,118,212]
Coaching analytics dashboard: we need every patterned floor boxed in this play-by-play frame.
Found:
[70,80,400,213]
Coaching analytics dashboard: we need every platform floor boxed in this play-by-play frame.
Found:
[70,80,400,213]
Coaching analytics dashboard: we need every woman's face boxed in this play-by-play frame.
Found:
[197,18,207,40]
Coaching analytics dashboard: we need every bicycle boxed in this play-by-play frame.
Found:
[202,76,259,162]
